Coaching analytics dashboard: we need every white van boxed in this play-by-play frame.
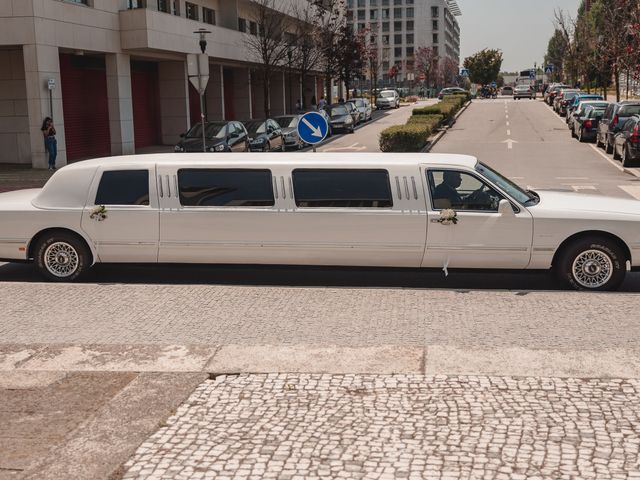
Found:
[1,153,639,290]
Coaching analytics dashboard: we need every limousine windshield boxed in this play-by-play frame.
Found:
[475,163,539,206]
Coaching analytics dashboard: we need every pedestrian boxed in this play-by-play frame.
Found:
[318,96,327,110]
[41,117,57,170]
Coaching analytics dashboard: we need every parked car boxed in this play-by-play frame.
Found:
[553,88,579,113]
[3,153,640,290]
[567,99,608,130]
[501,86,514,95]
[612,115,640,167]
[243,119,284,152]
[596,102,640,153]
[545,84,570,105]
[315,108,333,137]
[275,115,305,150]
[327,104,355,133]
[174,121,248,153]
[566,95,604,125]
[437,87,467,99]
[572,104,607,143]
[556,91,581,116]
[376,90,400,109]
[343,100,362,125]
[513,85,535,100]
[348,98,373,122]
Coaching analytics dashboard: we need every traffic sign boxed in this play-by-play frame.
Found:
[490,81,497,87]
[297,111,329,146]
[544,64,554,74]
[529,70,536,80]
[460,68,469,77]
[187,53,209,94]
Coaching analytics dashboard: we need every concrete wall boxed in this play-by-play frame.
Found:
[159,61,189,145]
[206,64,224,121]
[0,48,30,164]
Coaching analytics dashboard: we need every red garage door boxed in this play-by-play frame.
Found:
[131,61,161,148]
[59,54,111,162]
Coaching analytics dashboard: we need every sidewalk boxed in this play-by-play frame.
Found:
[0,165,53,193]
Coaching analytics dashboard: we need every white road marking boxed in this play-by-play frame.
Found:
[557,177,589,180]
[618,185,640,200]
[501,139,518,150]
[589,144,624,172]
[511,177,525,180]
[570,185,598,192]
[322,142,367,152]
[506,114,509,120]
[506,121,510,126]
[507,129,511,136]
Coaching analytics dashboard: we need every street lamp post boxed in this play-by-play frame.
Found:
[193,29,210,152]
[287,47,293,114]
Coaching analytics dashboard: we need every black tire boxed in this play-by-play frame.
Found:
[571,127,577,139]
[34,231,91,282]
[613,144,621,160]
[622,145,638,167]
[605,135,613,154]
[578,128,585,143]
[555,236,626,291]
[596,133,603,148]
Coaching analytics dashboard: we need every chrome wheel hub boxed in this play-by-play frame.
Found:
[572,249,613,288]
[44,242,79,278]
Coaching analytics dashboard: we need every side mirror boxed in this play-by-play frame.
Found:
[498,199,515,216]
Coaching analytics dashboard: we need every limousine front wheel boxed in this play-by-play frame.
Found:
[34,232,90,282]
[556,237,626,291]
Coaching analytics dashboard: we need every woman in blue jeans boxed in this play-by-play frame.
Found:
[41,117,57,170]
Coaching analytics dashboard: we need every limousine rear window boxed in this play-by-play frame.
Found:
[177,169,274,207]
[292,169,392,208]
[95,170,149,206]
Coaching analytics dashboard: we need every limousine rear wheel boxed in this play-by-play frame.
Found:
[556,237,626,291]
[34,232,90,282]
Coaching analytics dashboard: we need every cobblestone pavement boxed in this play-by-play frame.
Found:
[1,282,639,350]
[121,374,640,480]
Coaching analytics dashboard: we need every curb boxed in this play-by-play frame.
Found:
[421,100,472,153]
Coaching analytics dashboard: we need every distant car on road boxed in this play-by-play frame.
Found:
[572,104,607,143]
[501,86,514,95]
[243,119,284,152]
[567,100,608,131]
[513,85,535,100]
[174,121,249,153]
[566,95,604,125]
[328,104,355,133]
[376,90,400,109]
[348,98,373,122]
[612,115,640,167]
[556,91,581,116]
[437,87,468,99]
[545,84,571,105]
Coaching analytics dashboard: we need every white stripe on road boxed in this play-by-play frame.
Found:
[570,185,598,192]
[507,129,511,136]
[618,185,640,200]
[506,121,510,127]
[589,144,624,172]
[557,177,589,180]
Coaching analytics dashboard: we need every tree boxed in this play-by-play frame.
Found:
[313,0,346,103]
[335,25,367,100]
[463,49,503,86]
[243,0,293,118]
[290,1,323,109]
[544,29,569,82]
[364,33,381,101]
[413,47,439,91]
[439,57,460,88]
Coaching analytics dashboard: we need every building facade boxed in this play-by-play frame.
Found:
[346,0,460,87]
[0,0,324,167]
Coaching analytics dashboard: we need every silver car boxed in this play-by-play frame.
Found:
[376,90,400,109]
[348,98,373,122]
[513,85,535,100]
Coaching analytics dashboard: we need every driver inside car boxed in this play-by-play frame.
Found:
[432,171,498,210]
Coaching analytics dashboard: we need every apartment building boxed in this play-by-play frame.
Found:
[346,0,460,85]
[0,0,324,167]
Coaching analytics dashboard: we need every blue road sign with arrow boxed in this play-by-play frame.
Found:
[297,111,329,146]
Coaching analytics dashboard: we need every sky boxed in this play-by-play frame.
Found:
[455,0,582,72]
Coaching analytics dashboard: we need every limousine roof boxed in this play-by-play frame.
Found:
[61,152,479,170]
[33,153,478,209]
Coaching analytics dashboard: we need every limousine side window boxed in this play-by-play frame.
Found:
[292,169,392,208]
[427,170,502,211]
[177,169,274,207]
[95,170,149,206]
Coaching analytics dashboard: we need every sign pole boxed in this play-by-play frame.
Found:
[198,59,206,153]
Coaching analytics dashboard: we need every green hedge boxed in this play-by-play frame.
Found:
[412,105,442,116]
[407,114,443,128]
[379,124,432,152]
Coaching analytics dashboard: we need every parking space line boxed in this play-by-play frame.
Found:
[618,185,640,200]
[589,144,624,172]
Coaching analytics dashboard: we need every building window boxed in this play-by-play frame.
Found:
[357,9,365,20]
[370,0,378,5]
[381,8,390,19]
[394,34,402,44]
[394,21,402,31]
[394,0,402,4]
[406,46,414,56]
[382,22,389,32]
[357,0,365,6]
[394,47,402,57]
[370,9,378,20]
[171,0,179,16]
[185,2,198,21]
[433,46,439,55]
[394,7,402,18]
[65,0,89,4]
[127,0,143,8]
[95,171,149,206]
[178,169,275,207]
[382,34,389,45]
[249,21,258,35]
[432,19,438,30]
[406,33,413,44]
[433,33,439,43]
[238,17,247,32]
[406,7,413,17]
[431,6,439,17]
[203,7,216,25]
[347,0,354,7]
[292,169,393,209]
[381,0,389,5]
[406,20,414,30]
[157,0,169,12]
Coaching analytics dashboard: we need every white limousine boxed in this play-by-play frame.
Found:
[0,153,639,290]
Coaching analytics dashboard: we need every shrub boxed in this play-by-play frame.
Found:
[404,95,419,103]
[412,105,442,116]
[379,124,432,152]
[407,114,444,129]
